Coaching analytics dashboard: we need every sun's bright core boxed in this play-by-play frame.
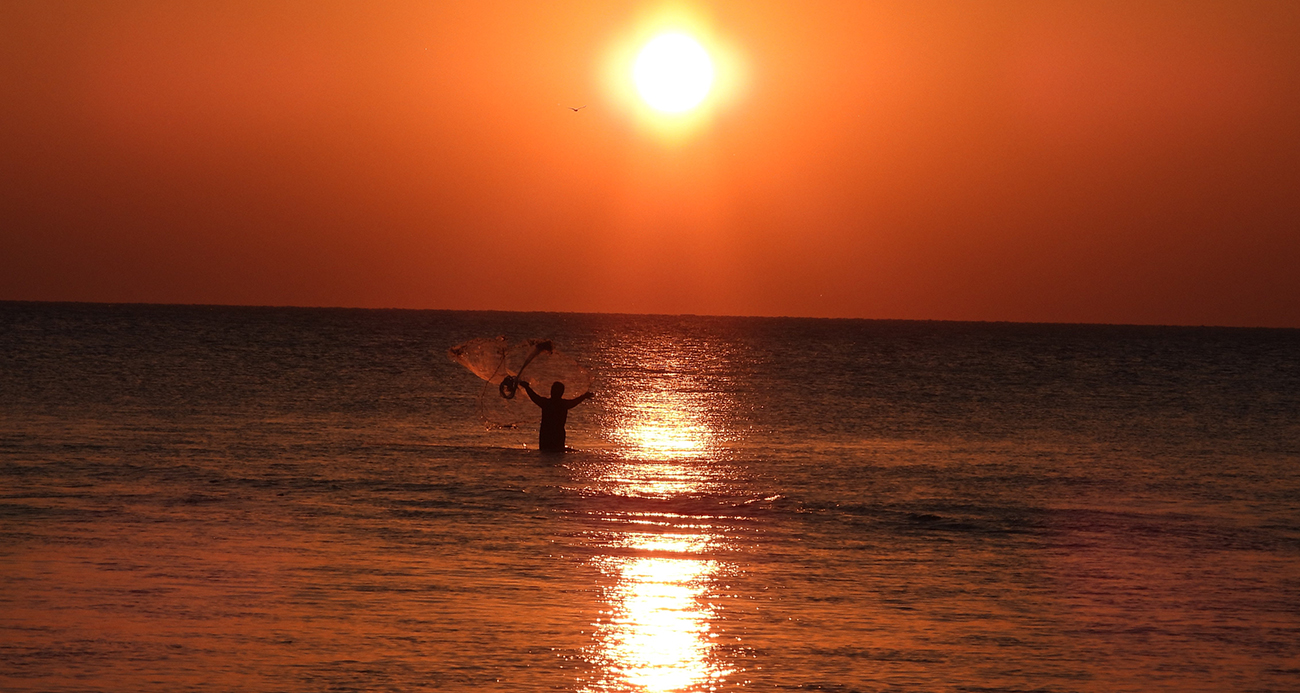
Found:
[633,33,714,113]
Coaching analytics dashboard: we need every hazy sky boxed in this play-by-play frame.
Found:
[3,1,1298,326]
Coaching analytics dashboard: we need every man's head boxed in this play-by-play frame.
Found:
[550,382,566,398]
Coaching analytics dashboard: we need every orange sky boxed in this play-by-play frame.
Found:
[2,1,1298,327]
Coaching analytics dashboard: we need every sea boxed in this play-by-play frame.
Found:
[2,301,1298,693]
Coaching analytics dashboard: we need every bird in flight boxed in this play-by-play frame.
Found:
[566,105,587,112]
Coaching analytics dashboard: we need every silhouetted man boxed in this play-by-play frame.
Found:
[519,381,593,452]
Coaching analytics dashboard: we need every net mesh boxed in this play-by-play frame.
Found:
[448,337,592,429]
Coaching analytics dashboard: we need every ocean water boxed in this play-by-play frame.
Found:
[1,302,1298,692]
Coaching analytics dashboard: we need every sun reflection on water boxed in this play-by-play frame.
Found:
[581,359,737,692]
[610,532,711,555]
[604,385,720,498]
[623,412,708,458]
[610,376,716,461]
[590,550,727,693]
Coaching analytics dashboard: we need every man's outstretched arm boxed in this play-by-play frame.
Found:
[520,380,546,406]
[565,391,595,409]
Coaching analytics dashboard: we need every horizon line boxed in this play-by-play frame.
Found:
[2,298,1296,332]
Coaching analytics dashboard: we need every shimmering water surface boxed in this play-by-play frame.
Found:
[2,303,1298,692]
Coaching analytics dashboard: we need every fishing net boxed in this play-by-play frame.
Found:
[448,337,592,429]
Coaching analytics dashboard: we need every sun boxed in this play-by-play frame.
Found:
[632,33,714,113]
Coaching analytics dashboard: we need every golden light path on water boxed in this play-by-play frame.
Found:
[591,546,722,692]
[582,373,734,692]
